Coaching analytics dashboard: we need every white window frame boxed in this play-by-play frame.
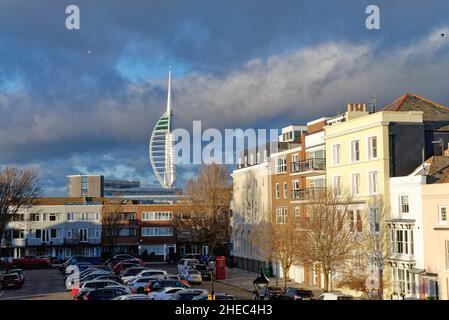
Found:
[351,140,360,163]
[351,173,361,196]
[79,228,88,243]
[439,206,447,225]
[275,183,280,199]
[276,208,288,224]
[367,136,378,160]
[283,182,288,198]
[400,195,410,214]
[369,171,379,195]
[333,175,342,195]
[66,229,72,239]
[333,144,341,166]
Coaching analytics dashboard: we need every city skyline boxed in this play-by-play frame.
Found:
[1,1,449,195]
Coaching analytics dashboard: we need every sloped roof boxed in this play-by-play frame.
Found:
[380,93,449,122]
[423,156,449,184]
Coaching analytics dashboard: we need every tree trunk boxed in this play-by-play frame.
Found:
[323,269,330,292]
[378,268,384,300]
[282,266,290,291]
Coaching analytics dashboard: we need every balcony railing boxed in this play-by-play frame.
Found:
[291,187,326,201]
[291,158,326,174]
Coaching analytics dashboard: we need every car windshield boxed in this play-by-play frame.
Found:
[189,271,201,275]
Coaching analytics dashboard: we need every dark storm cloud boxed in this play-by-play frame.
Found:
[1,0,449,193]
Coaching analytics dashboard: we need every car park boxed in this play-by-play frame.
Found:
[147,287,185,300]
[164,288,209,300]
[179,269,203,285]
[12,256,52,268]
[113,294,151,300]
[192,293,235,300]
[317,292,354,300]
[128,276,162,293]
[280,287,315,300]
[1,273,24,289]
[177,258,200,274]
[112,261,141,275]
[267,286,284,300]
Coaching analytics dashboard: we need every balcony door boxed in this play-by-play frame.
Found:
[41,229,50,243]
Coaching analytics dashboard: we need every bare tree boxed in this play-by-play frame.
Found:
[254,210,301,291]
[174,164,231,255]
[362,195,390,300]
[299,189,363,292]
[101,198,123,256]
[0,168,42,271]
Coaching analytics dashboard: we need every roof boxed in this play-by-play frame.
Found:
[423,156,449,184]
[380,93,449,123]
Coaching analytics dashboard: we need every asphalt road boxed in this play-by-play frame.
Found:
[0,263,251,300]
[0,267,70,300]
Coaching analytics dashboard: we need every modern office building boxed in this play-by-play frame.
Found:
[149,67,175,189]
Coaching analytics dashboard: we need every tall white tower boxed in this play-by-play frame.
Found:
[149,66,175,189]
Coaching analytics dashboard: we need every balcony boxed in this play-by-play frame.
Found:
[27,238,64,246]
[291,187,326,201]
[291,158,326,176]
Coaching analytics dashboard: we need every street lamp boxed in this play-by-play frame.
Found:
[208,256,217,300]
[253,267,269,300]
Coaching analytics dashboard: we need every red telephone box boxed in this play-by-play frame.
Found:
[215,256,226,280]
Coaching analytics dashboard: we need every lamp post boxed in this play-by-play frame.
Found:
[253,267,269,300]
[209,256,217,300]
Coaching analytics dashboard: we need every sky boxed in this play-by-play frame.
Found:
[1,0,449,195]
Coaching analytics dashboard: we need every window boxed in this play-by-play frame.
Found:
[276,158,287,173]
[333,176,342,195]
[294,207,301,217]
[439,206,447,224]
[142,212,173,220]
[351,174,360,196]
[369,207,380,233]
[12,213,25,222]
[67,212,73,221]
[276,208,288,224]
[35,229,41,239]
[369,171,379,195]
[66,229,72,239]
[129,213,137,221]
[141,227,173,237]
[351,140,360,162]
[283,182,288,198]
[79,228,88,242]
[333,144,341,166]
[30,213,40,221]
[95,229,100,239]
[391,228,414,255]
[400,196,409,214]
[394,268,412,294]
[275,183,280,199]
[49,213,57,221]
[368,137,378,159]
[349,210,362,232]
[50,229,57,238]
[140,245,165,256]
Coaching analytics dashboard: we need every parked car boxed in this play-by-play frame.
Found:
[166,274,190,286]
[1,273,23,289]
[147,287,185,300]
[144,279,190,294]
[60,256,102,272]
[164,288,209,300]
[113,294,151,300]
[179,269,203,285]
[267,286,284,300]
[317,292,354,300]
[82,287,129,300]
[128,276,162,293]
[12,256,52,268]
[192,293,235,300]
[120,266,146,278]
[177,258,200,274]
[92,274,124,284]
[193,264,211,281]
[112,261,141,275]
[66,270,111,290]
[165,252,180,264]
[122,269,168,285]
[65,262,93,275]
[8,269,25,284]
[106,256,144,269]
[71,279,124,296]
[280,287,315,300]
